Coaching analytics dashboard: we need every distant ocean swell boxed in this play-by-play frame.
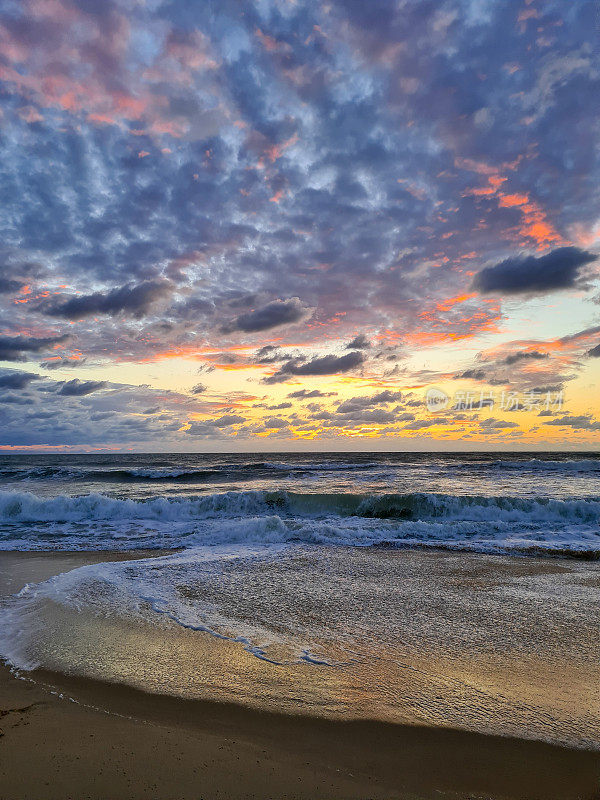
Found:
[0,457,599,484]
[0,461,384,484]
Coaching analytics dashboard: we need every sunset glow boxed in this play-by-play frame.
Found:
[0,0,598,451]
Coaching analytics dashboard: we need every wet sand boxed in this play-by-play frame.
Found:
[0,551,599,800]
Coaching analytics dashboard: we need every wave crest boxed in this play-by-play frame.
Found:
[0,488,598,524]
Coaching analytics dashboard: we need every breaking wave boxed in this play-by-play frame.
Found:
[0,488,599,524]
[0,489,598,557]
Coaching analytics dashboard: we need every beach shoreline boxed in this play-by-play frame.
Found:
[2,660,600,800]
[1,549,600,799]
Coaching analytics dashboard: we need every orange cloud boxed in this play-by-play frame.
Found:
[456,153,564,249]
[498,193,529,207]
[515,200,564,248]
[265,133,299,163]
[435,292,477,313]
[255,28,281,53]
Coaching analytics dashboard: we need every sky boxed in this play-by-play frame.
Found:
[0,0,599,452]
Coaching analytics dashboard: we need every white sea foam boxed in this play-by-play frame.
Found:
[0,489,598,555]
[0,488,598,523]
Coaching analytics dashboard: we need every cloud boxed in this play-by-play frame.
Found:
[0,1,597,448]
[370,390,404,403]
[587,343,600,357]
[57,379,107,396]
[255,345,289,364]
[402,419,446,430]
[265,351,364,383]
[346,334,371,349]
[190,383,207,394]
[0,278,24,294]
[287,389,334,399]
[0,371,40,389]
[223,298,308,333]
[185,414,246,436]
[503,350,549,365]
[336,391,403,414]
[455,369,486,380]
[289,351,365,375]
[473,247,597,295]
[0,394,34,405]
[41,358,88,369]
[211,414,246,427]
[479,418,520,429]
[263,417,289,429]
[44,281,171,320]
[0,335,69,362]
[0,372,210,448]
[334,407,407,424]
[543,415,600,430]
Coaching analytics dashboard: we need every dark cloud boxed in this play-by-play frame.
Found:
[265,351,364,383]
[455,369,486,380]
[0,371,40,389]
[0,278,24,294]
[289,352,365,375]
[287,389,334,399]
[44,281,171,320]
[479,418,520,430]
[211,414,246,427]
[334,407,409,425]
[473,248,597,296]
[587,343,600,358]
[336,391,403,414]
[402,419,446,431]
[185,414,246,436]
[0,335,69,362]
[503,351,549,366]
[346,334,371,349]
[223,298,308,333]
[227,293,258,309]
[263,417,289,429]
[371,391,403,403]
[533,384,564,395]
[543,415,600,431]
[58,379,107,396]
[255,346,289,364]
[0,394,34,405]
[41,357,88,369]
[190,383,207,394]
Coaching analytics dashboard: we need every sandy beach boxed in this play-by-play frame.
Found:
[1,550,599,800]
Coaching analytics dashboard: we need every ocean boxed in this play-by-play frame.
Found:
[0,451,599,554]
[0,451,599,749]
